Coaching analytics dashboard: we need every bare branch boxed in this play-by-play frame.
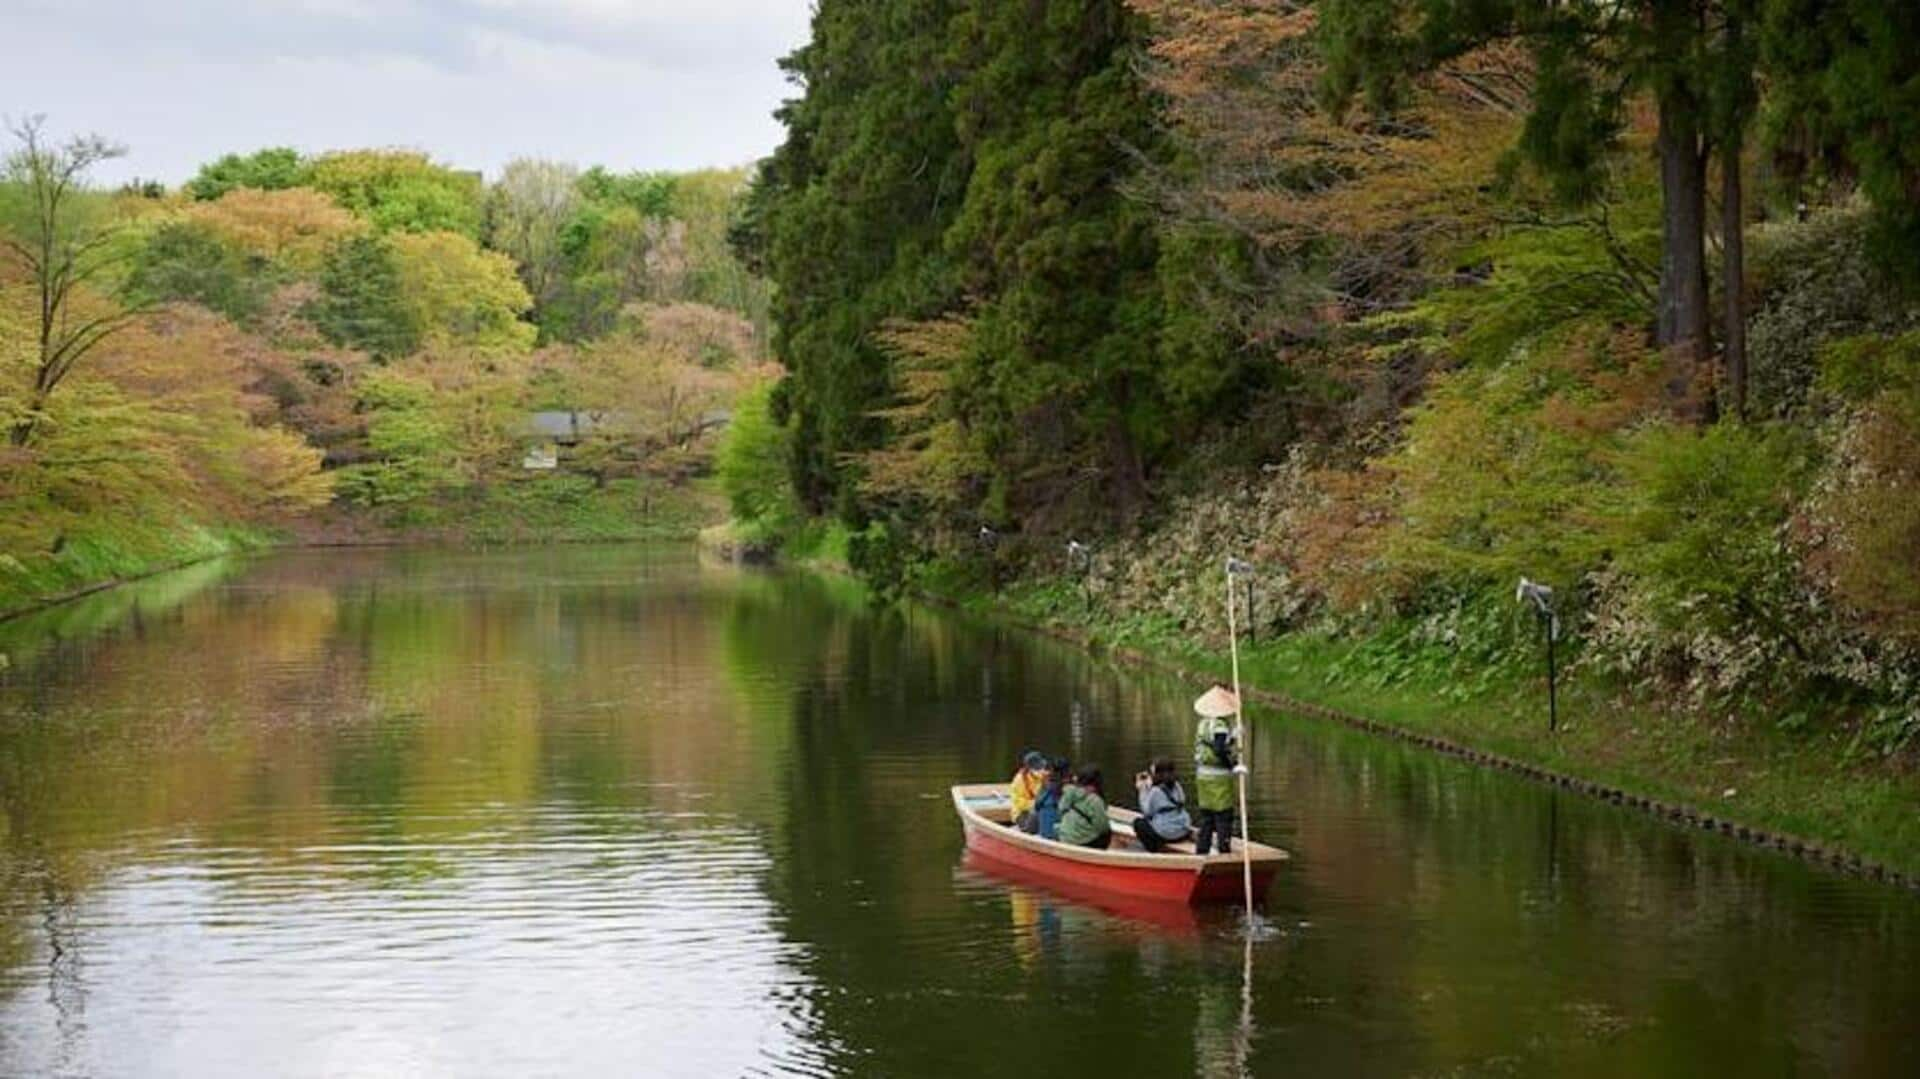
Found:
[2,116,141,444]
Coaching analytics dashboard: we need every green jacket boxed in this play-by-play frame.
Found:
[1056,785,1111,846]
[1193,716,1238,811]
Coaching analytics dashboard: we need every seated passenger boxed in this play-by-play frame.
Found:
[1131,758,1192,853]
[1056,766,1112,850]
[1008,750,1048,830]
[1029,757,1069,838]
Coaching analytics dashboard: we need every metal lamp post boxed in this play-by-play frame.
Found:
[1516,577,1559,733]
[1066,540,1092,616]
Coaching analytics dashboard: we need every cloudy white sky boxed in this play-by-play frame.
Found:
[2,0,811,184]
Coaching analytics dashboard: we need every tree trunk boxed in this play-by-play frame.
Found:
[1105,418,1144,518]
[1656,82,1713,420]
[1722,131,1748,420]
[1104,417,1150,523]
[1102,375,1151,522]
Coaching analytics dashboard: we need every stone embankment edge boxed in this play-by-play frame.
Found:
[915,591,1920,895]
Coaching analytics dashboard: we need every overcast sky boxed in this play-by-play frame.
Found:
[2,0,812,184]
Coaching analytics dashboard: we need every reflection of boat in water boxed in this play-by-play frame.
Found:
[960,848,1206,931]
[951,783,1287,907]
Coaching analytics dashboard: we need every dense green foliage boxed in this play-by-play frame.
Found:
[126,220,272,326]
[745,0,1920,754]
[738,0,968,515]
[184,147,309,201]
[944,0,1203,518]
[306,150,485,237]
[742,0,1240,538]
[488,161,770,344]
[308,233,420,359]
[1761,1,1920,277]
[717,381,798,544]
[2,120,771,614]
[335,369,455,506]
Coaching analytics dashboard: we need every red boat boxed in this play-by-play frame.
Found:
[950,783,1288,906]
[958,849,1208,932]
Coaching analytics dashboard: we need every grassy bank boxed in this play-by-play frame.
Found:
[699,514,858,571]
[0,517,272,622]
[295,476,724,547]
[399,476,722,544]
[4,476,723,623]
[914,569,1920,884]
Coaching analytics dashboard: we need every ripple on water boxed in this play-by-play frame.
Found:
[0,815,832,1078]
[7,546,1920,1079]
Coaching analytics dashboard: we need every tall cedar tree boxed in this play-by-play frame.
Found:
[745,0,1205,527]
[738,0,967,515]
[1318,0,1756,419]
[308,234,421,360]
[944,0,1168,519]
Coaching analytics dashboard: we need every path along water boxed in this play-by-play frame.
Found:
[1,545,1915,1077]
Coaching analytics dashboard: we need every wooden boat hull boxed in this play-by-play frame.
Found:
[951,783,1287,907]
[958,849,1205,932]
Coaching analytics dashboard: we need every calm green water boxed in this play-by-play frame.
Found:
[1,545,1916,1077]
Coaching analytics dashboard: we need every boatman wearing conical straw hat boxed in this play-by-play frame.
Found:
[1192,682,1241,854]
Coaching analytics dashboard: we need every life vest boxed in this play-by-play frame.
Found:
[1193,716,1238,812]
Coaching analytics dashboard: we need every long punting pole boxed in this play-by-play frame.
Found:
[1225,560,1254,927]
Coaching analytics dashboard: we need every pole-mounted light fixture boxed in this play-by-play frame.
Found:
[1516,577,1559,733]
[977,526,999,592]
[1066,540,1092,615]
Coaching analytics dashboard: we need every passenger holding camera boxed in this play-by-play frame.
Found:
[1131,758,1192,853]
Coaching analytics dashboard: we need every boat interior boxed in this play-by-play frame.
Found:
[957,784,1212,856]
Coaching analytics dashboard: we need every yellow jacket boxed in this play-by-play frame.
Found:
[1009,767,1045,816]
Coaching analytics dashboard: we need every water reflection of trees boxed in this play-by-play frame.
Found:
[0,547,812,1036]
[725,574,1920,1075]
[0,557,239,674]
[727,577,1237,1076]
[1258,724,1920,1075]
[1,550,1917,1075]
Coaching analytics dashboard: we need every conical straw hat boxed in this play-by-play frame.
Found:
[1193,685,1240,718]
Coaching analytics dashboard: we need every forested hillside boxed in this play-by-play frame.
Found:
[1,125,770,612]
[732,0,1920,758]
